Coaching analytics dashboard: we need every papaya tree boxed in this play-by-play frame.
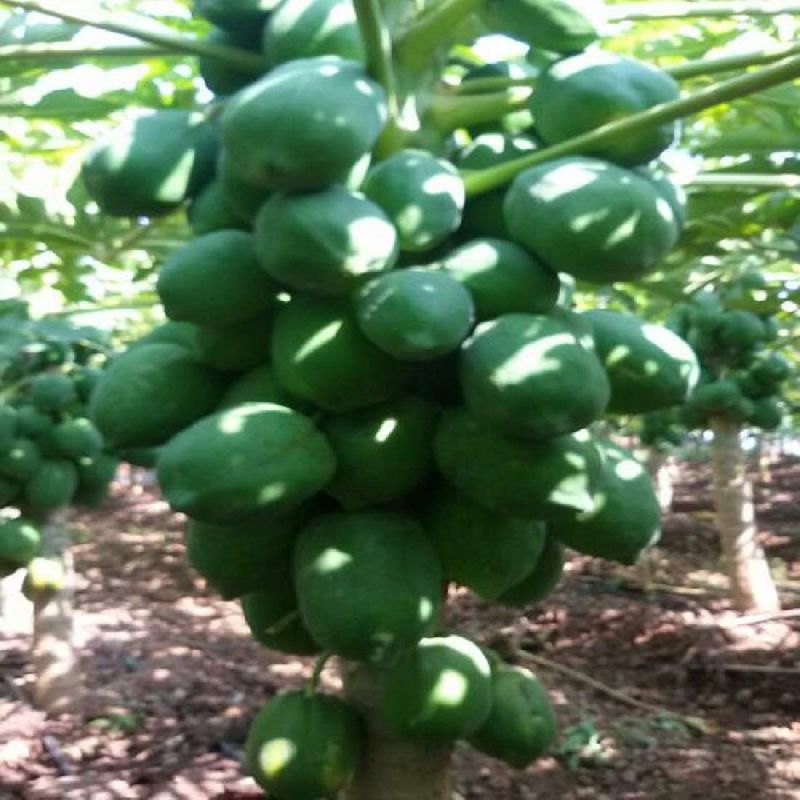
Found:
[0,301,120,714]
[664,276,793,612]
[3,0,800,796]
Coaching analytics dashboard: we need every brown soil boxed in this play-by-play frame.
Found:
[1,457,798,800]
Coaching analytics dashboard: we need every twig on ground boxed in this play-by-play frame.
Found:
[41,734,73,775]
[512,649,717,735]
[704,664,800,675]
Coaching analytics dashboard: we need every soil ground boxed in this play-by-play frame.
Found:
[1,456,798,800]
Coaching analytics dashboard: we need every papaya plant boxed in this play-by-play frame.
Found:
[663,274,793,612]
[0,300,121,714]
[4,0,800,795]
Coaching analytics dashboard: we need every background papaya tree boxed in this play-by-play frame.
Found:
[0,300,121,715]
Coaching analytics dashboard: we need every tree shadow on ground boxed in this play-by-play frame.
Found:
[1,460,798,800]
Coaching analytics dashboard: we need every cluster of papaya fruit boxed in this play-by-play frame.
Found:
[0,306,118,592]
[666,276,790,432]
[82,0,703,795]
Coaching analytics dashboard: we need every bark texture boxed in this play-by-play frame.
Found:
[343,662,453,800]
[31,509,84,716]
[710,417,780,613]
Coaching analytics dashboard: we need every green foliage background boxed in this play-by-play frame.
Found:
[0,0,797,407]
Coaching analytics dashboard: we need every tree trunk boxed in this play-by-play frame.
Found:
[646,449,675,514]
[710,417,780,613]
[343,662,453,800]
[31,509,84,716]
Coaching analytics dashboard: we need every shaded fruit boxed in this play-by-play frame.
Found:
[380,635,492,743]
[434,408,604,521]
[14,405,52,438]
[254,186,398,295]
[497,534,565,606]
[356,269,475,361]
[504,157,681,283]
[157,403,336,523]
[51,418,103,460]
[187,180,249,235]
[23,459,78,511]
[241,570,320,654]
[0,438,41,481]
[195,0,275,33]
[74,453,119,508]
[221,56,387,191]
[272,294,408,412]
[82,110,218,218]
[530,51,680,166]
[193,313,273,372]
[90,344,225,448]
[362,150,464,252]
[441,237,560,321]
[748,396,783,431]
[0,404,16,448]
[263,0,364,67]
[186,513,305,599]
[469,662,556,768]
[0,476,19,506]
[0,517,41,567]
[199,27,264,96]
[687,379,753,421]
[218,364,299,409]
[461,312,610,440]
[583,309,699,414]
[217,151,273,224]
[294,511,442,662]
[131,321,198,352]
[548,440,660,564]
[717,310,766,350]
[455,134,538,240]
[245,691,362,799]
[482,0,603,54]
[323,395,438,509]
[424,486,547,600]
[30,373,76,412]
[157,231,277,326]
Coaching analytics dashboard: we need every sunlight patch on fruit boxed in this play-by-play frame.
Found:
[374,418,398,443]
[430,668,469,707]
[315,547,352,574]
[259,737,297,778]
[293,320,344,363]
[258,482,288,503]
[491,334,573,385]
[604,211,641,248]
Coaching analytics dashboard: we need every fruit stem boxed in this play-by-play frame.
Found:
[426,86,531,132]
[394,0,486,71]
[353,0,399,109]
[307,651,334,696]
[353,0,406,155]
[607,0,800,21]
[461,53,800,197]
[0,0,267,72]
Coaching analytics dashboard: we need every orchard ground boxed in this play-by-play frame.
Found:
[1,457,798,800]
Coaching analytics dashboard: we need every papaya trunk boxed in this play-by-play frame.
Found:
[709,417,780,613]
[646,448,675,514]
[343,662,453,800]
[31,509,84,716]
